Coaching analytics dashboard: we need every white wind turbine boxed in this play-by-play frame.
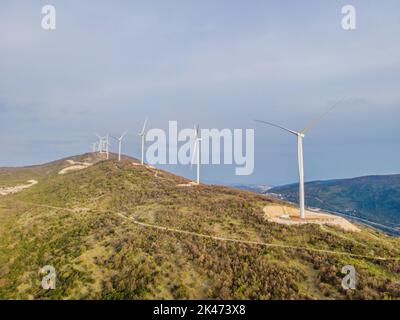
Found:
[95,134,110,159]
[190,125,201,185]
[139,118,148,165]
[95,134,103,153]
[255,99,345,219]
[91,142,98,153]
[111,131,128,161]
[95,134,102,148]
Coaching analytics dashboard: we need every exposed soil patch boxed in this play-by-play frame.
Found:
[58,159,92,175]
[0,180,38,196]
[263,205,360,232]
[177,182,199,187]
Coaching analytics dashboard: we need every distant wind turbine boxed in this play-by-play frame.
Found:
[95,134,102,150]
[190,125,201,185]
[139,118,148,165]
[106,134,110,159]
[95,133,110,159]
[95,134,103,154]
[111,131,128,161]
[255,98,346,219]
[91,142,98,153]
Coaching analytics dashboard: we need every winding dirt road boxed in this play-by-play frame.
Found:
[0,180,38,196]
[10,201,399,262]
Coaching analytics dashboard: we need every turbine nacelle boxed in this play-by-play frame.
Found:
[111,131,128,142]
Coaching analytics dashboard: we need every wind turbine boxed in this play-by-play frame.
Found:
[106,134,110,159]
[111,131,128,161]
[95,133,109,159]
[139,118,148,165]
[190,125,201,185]
[91,142,98,153]
[255,99,345,219]
[95,134,104,154]
[95,134,102,151]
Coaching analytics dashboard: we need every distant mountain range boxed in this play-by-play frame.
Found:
[267,175,400,235]
[226,184,272,194]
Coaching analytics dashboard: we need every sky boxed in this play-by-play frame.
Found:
[0,1,399,185]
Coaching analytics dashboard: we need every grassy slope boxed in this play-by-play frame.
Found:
[0,153,104,188]
[0,155,399,300]
[269,175,400,226]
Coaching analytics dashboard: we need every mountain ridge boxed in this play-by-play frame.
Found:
[0,154,399,299]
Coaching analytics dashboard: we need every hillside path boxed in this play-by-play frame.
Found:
[10,201,400,262]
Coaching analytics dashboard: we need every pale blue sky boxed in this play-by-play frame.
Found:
[0,1,399,185]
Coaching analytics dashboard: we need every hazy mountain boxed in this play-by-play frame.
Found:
[226,184,272,194]
[0,154,399,299]
[268,175,400,235]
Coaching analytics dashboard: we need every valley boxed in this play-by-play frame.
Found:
[268,175,400,236]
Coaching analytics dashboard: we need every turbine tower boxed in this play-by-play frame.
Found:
[139,118,147,165]
[255,99,345,219]
[106,134,109,159]
[111,131,128,161]
[191,125,201,185]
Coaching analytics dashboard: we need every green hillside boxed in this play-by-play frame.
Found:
[0,154,399,300]
[269,175,400,229]
[0,153,103,188]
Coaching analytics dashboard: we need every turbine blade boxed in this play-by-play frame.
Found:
[302,97,347,134]
[120,130,128,140]
[254,120,298,136]
[140,118,148,135]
